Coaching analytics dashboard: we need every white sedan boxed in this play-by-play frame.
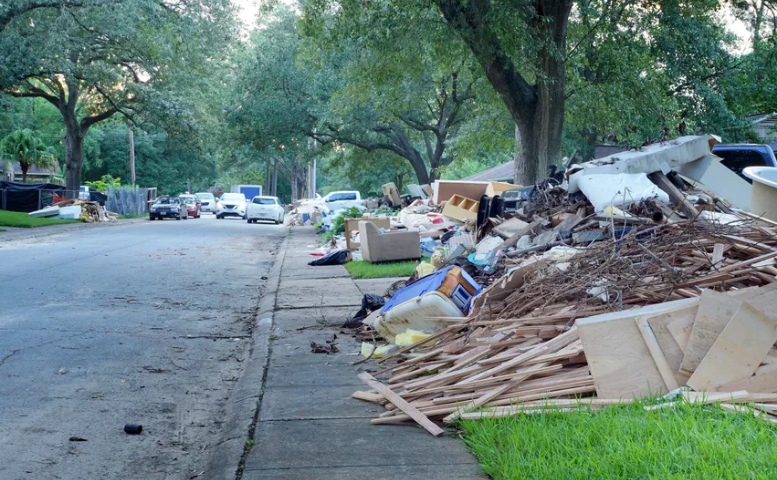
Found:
[216,193,247,219]
[246,196,285,225]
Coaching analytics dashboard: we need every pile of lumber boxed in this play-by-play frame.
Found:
[353,216,777,435]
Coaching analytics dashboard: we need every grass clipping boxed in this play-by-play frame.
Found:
[344,260,418,279]
[460,400,777,479]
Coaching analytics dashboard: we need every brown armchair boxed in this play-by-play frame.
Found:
[358,221,421,263]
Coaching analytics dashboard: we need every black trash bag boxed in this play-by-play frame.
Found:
[344,293,386,328]
[308,248,350,266]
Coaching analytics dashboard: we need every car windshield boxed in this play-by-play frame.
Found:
[221,193,245,202]
[253,197,276,205]
[179,196,196,203]
[716,149,771,181]
[196,193,214,200]
[155,197,177,205]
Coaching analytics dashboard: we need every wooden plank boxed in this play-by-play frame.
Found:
[718,350,777,393]
[680,290,749,375]
[687,301,777,392]
[358,372,444,436]
[636,317,680,391]
[666,308,696,352]
[720,403,777,424]
[711,243,725,267]
[647,308,693,384]
[442,362,550,423]
[645,390,749,410]
[577,300,698,399]
[648,171,699,219]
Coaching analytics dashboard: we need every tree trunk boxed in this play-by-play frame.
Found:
[434,0,572,185]
[271,158,278,197]
[392,126,430,185]
[64,128,85,198]
[513,125,526,185]
[20,162,29,183]
[264,158,271,195]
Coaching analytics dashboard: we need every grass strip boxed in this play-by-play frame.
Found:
[0,210,80,228]
[344,260,418,279]
[460,400,777,480]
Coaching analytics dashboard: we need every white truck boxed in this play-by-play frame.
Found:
[303,190,365,213]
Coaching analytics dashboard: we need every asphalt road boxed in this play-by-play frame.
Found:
[0,214,286,479]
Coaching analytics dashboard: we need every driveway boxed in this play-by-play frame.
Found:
[0,214,286,479]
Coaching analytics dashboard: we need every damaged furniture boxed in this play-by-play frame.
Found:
[344,217,390,251]
[359,220,421,263]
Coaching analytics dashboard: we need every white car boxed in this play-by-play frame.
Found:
[216,193,247,219]
[300,190,365,214]
[246,196,285,225]
[195,192,217,213]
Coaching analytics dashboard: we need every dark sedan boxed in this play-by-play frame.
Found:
[149,196,188,220]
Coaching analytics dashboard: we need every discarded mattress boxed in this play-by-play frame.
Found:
[577,172,670,213]
[28,206,60,218]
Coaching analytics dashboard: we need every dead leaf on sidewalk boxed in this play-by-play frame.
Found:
[310,334,339,354]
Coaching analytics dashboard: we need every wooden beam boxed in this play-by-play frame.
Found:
[648,172,699,219]
[358,372,444,437]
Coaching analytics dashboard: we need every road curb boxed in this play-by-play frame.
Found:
[202,231,289,480]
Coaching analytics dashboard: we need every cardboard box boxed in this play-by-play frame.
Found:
[382,182,401,206]
[486,181,517,197]
[442,194,479,222]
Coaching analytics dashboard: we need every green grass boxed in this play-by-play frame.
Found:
[118,213,146,219]
[0,210,80,228]
[460,400,777,480]
[344,260,418,279]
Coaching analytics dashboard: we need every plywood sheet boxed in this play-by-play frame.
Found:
[719,350,777,393]
[647,309,694,385]
[687,300,777,392]
[680,290,749,375]
[577,299,697,399]
[666,308,696,353]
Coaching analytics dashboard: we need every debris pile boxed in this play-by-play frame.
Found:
[28,198,118,223]
[345,134,777,434]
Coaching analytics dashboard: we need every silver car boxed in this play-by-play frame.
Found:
[195,192,217,213]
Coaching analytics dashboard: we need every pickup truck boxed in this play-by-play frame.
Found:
[712,144,777,182]
[303,190,365,213]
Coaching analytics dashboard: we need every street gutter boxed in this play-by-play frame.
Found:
[202,230,289,479]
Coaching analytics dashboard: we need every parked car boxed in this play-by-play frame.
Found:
[301,190,365,213]
[195,192,217,213]
[149,196,188,220]
[216,192,247,219]
[247,196,285,224]
[712,144,777,182]
[179,194,201,218]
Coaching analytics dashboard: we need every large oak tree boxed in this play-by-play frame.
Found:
[0,0,235,194]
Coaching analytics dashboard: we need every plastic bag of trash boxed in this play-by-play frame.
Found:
[308,248,350,266]
[345,293,386,327]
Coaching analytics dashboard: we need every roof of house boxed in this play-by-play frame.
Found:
[462,145,629,182]
[462,161,515,182]
[11,163,58,175]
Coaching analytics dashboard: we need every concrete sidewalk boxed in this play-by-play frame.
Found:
[241,227,482,479]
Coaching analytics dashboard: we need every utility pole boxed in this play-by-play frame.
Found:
[311,158,317,199]
[128,125,136,186]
